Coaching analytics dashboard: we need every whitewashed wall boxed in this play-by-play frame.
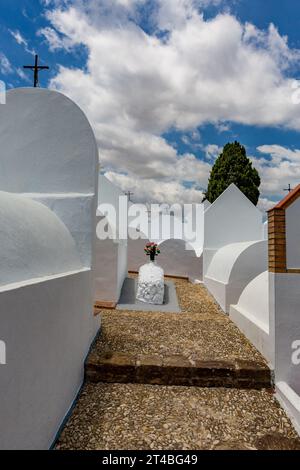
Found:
[272,195,300,434]
[0,88,98,267]
[128,205,204,280]
[203,184,264,311]
[0,270,94,449]
[230,271,273,364]
[205,240,267,312]
[94,175,128,303]
[0,88,98,449]
[286,198,300,269]
[203,184,262,275]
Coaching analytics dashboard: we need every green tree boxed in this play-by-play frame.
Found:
[203,141,261,205]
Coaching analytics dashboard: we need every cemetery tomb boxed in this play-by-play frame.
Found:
[0,88,98,450]
[0,192,82,286]
[203,184,265,310]
[205,240,267,313]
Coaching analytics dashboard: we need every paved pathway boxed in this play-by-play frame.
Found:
[56,277,300,450]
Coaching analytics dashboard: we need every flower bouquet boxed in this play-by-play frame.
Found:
[144,242,160,262]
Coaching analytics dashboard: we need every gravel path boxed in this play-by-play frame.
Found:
[92,278,266,364]
[55,278,300,450]
[56,383,300,450]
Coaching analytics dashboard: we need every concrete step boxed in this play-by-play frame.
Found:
[85,352,272,389]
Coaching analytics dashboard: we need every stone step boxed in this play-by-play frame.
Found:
[85,352,272,389]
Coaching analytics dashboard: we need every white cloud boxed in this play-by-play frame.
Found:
[16,67,31,82]
[257,197,277,213]
[0,53,12,74]
[104,170,204,204]
[40,0,300,204]
[9,29,28,46]
[254,144,300,198]
[37,26,74,51]
[9,29,36,55]
[204,144,222,160]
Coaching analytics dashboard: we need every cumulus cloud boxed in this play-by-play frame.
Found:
[257,197,277,213]
[104,170,205,204]
[39,0,300,205]
[254,144,300,198]
[204,144,222,160]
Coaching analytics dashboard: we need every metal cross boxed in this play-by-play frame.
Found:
[23,55,49,88]
[124,191,134,202]
[284,184,293,193]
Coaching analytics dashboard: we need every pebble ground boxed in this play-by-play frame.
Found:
[56,383,300,450]
[55,277,300,450]
[92,278,266,364]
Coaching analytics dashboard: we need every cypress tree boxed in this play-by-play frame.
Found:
[203,141,261,205]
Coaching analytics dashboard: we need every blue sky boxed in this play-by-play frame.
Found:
[0,0,300,209]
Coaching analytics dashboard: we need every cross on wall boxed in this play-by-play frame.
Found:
[23,55,49,88]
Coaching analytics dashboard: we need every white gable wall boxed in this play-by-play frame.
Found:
[203,184,264,313]
[204,184,262,251]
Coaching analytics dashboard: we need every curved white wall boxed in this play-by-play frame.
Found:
[205,240,267,312]
[0,192,82,286]
[158,239,202,280]
[233,271,269,328]
[128,235,202,280]
[206,241,255,283]
[229,271,272,364]
[0,88,98,194]
[0,88,99,449]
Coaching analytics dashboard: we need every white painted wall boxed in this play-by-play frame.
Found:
[230,271,273,364]
[204,184,262,250]
[269,272,300,434]
[94,175,128,303]
[0,88,99,268]
[0,270,96,449]
[158,239,202,280]
[0,88,99,449]
[0,89,97,194]
[94,232,118,302]
[25,194,96,267]
[269,195,300,433]
[128,234,150,273]
[0,192,82,286]
[98,174,126,236]
[271,273,300,392]
[286,198,300,269]
[117,241,129,300]
[263,221,268,240]
[128,204,205,279]
[205,240,267,312]
[0,87,99,276]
